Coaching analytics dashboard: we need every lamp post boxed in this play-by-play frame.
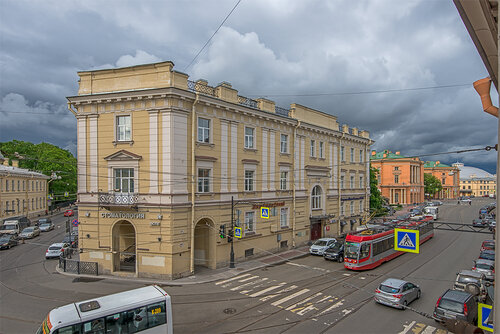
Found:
[47,172,61,215]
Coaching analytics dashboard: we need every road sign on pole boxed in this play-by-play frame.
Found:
[394,228,419,253]
[261,207,270,219]
[478,303,493,332]
[72,219,79,227]
[234,227,242,238]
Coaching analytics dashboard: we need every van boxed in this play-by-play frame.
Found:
[0,216,30,235]
[423,206,438,220]
[453,270,488,302]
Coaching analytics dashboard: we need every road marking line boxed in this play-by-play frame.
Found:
[295,304,318,316]
[215,273,251,285]
[412,323,426,334]
[286,292,322,310]
[421,325,436,334]
[315,295,333,304]
[260,285,298,302]
[238,275,259,282]
[249,282,286,297]
[318,299,344,316]
[398,321,416,334]
[271,289,310,307]
[230,278,268,291]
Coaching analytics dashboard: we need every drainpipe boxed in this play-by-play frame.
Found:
[292,120,301,248]
[338,133,345,236]
[473,77,498,117]
[190,93,200,274]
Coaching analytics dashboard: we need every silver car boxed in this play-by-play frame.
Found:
[309,238,337,256]
[19,226,41,239]
[374,278,421,309]
[472,259,494,281]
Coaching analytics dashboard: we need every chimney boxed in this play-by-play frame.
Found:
[12,159,19,168]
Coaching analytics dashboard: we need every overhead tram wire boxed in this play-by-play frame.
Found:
[183,0,243,72]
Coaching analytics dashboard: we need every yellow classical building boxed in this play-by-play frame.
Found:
[454,162,496,197]
[67,61,372,279]
[0,153,49,221]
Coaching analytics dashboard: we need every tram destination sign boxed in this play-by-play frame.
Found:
[101,212,145,219]
[394,228,419,253]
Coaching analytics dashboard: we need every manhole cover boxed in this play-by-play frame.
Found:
[223,308,237,314]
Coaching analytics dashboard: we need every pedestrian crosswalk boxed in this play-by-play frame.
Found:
[215,273,348,318]
[398,321,451,334]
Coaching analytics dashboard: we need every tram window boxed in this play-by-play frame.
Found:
[147,301,167,327]
[127,306,148,332]
[83,319,104,334]
[360,244,370,259]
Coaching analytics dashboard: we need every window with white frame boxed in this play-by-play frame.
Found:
[350,201,354,215]
[244,211,255,233]
[5,180,8,191]
[359,149,364,163]
[350,175,354,189]
[340,175,345,189]
[359,200,363,213]
[319,142,324,158]
[310,140,316,157]
[244,127,255,149]
[114,168,134,193]
[341,202,345,216]
[244,170,255,191]
[311,185,322,209]
[350,148,355,162]
[280,134,288,153]
[116,115,132,141]
[5,201,9,212]
[341,146,345,161]
[280,171,288,190]
[359,176,364,188]
[280,207,289,228]
[197,168,210,193]
[197,117,210,143]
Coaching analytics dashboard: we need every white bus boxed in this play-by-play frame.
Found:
[37,285,173,334]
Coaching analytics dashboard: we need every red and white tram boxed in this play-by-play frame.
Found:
[344,216,434,270]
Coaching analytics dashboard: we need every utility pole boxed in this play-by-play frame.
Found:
[230,196,235,268]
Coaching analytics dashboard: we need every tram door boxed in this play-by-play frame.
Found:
[310,222,322,240]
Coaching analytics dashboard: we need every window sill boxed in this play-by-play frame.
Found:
[196,142,215,148]
[244,148,258,152]
[113,140,134,147]
[318,157,326,160]
[311,208,323,211]
[241,232,262,239]
[280,152,290,156]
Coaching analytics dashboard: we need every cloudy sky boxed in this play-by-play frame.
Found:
[0,0,497,173]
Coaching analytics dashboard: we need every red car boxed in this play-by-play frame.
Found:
[480,240,495,252]
[63,209,74,217]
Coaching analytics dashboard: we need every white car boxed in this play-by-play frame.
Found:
[46,243,70,259]
[309,238,337,256]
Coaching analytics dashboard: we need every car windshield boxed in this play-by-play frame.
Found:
[483,242,495,249]
[40,224,51,228]
[345,242,360,259]
[328,243,342,252]
[480,252,495,261]
[48,246,62,250]
[313,240,328,246]
[439,299,464,313]
[0,225,16,230]
[379,284,400,294]
[38,219,47,224]
[476,263,493,270]
[0,236,11,242]
[457,275,480,284]
[22,228,34,233]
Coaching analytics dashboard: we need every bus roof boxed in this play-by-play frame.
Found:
[49,285,169,329]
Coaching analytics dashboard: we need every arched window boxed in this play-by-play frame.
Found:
[311,186,322,209]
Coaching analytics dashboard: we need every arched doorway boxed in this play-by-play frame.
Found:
[194,218,215,269]
[112,220,136,273]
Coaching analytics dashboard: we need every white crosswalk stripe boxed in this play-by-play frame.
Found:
[215,273,251,285]
[271,288,310,306]
[248,282,287,297]
[230,278,268,291]
[260,285,298,302]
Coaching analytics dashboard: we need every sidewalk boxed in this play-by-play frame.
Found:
[56,245,311,286]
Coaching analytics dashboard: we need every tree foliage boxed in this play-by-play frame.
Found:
[424,173,442,197]
[0,140,77,200]
[370,167,383,211]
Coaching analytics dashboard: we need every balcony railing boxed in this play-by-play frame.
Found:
[99,192,138,206]
[187,80,216,97]
[275,106,290,117]
[238,95,259,109]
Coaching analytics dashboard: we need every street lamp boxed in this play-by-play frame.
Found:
[47,172,61,215]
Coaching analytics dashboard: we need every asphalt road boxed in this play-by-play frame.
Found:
[0,199,493,333]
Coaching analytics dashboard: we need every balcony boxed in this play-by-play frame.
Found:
[98,192,138,209]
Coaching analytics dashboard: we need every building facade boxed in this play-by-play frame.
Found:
[0,153,49,221]
[67,61,372,279]
[423,161,460,199]
[454,162,496,197]
[370,150,425,205]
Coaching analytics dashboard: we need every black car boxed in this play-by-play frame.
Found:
[433,289,478,325]
[479,249,495,261]
[323,243,344,262]
[62,235,78,248]
[0,234,19,249]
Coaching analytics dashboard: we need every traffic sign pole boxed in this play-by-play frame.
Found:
[230,196,235,268]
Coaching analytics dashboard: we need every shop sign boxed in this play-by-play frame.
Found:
[101,212,145,219]
[252,201,285,209]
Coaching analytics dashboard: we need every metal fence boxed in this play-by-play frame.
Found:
[59,249,98,276]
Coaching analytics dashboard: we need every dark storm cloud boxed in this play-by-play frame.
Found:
[0,0,496,173]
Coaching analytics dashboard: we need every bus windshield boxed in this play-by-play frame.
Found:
[345,242,360,259]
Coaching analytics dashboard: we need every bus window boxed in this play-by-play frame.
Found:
[360,244,370,259]
[128,306,148,332]
[82,319,104,334]
[105,313,126,334]
[56,325,81,334]
[147,301,167,327]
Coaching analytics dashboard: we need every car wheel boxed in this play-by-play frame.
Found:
[338,255,344,263]
[417,290,421,299]
[401,301,407,310]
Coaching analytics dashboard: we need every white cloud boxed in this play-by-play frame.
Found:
[116,50,162,68]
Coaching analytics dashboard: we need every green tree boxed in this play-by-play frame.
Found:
[424,173,442,198]
[370,167,383,211]
[0,140,77,203]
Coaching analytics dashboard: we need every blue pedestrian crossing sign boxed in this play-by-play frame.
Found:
[394,228,419,253]
[261,207,270,219]
[234,227,242,239]
[478,303,493,332]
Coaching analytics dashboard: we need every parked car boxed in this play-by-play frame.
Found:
[433,289,478,324]
[432,201,443,206]
[63,209,74,217]
[36,218,52,227]
[46,243,70,259]
[0,234,18,249]
[323,243,344,262]
[309,238,337,256]
[39,222,55,232]
[489,221,496,232]
[19,226,41,239]
[479,250,495,261]
[472,219,488,227]
[62,235,78,248]
[0,216,30,235]
[454,270,488,302]
[374,278,421,309]
[480,240,495,252]
[472,259,495,281]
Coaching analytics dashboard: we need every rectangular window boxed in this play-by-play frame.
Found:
[350,148,354,162]
[114,168,134,193]
[280,134,288,153]
[6,180,8,191]
[359,200,363,213]
[280,207,288,228]
[350,176,354,189]
[341,146,345,161]
[198,118,210,143]
[245,211,255,233]
[310,140,316,157]
[244,127,255,149]
[359,176,364,188]
[116,115,131,141]
[359,149,363,163]
[197,168,210,193]
[244,170,255,191]
[350,202,354,215]
[394,166,399,171]
[319,142,324,158]
[394,175,399,184]
[341,202,345,216]
[340,175,345,189]
[280,171,288,190]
